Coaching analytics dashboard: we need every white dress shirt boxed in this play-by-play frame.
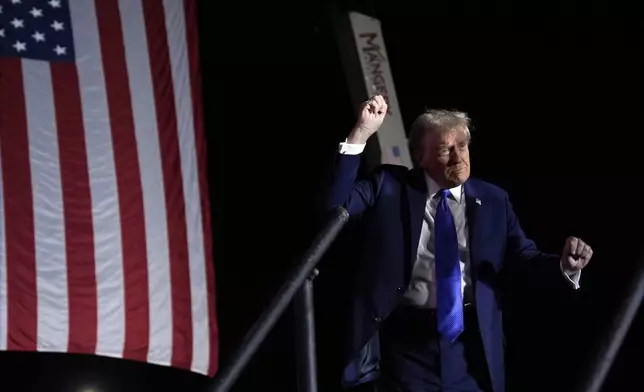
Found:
[401,175,470,308]
[338,141,580,309]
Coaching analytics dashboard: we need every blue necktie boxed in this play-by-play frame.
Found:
[435,189,464,343]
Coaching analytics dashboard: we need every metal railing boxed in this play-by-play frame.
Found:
[208,207,350,392]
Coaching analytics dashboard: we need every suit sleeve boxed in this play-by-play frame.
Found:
[504,192,559,265]
[323,143,382,217]
[504,192,580,289]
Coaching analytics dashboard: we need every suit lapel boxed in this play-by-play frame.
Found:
[463,181,481,267]
[404,169,427,271]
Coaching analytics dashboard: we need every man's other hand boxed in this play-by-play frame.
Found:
[561,236,593,273]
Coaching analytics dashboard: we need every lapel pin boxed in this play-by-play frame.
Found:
[475,198,482,205]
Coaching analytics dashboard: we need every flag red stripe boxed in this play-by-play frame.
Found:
[0,58,38,351]
[184,0,218,376]
[50,62,98,353]
[95,0,150,361]
[142,0,193,369]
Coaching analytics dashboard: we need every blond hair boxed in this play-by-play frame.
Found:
[408,109,471,165]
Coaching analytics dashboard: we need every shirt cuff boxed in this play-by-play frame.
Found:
[338,140,366,155]
[560,260,581,290]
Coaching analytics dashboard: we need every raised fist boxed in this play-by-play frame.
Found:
[348,95,388,144]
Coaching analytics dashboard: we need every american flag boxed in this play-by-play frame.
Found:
[0,0,218,376]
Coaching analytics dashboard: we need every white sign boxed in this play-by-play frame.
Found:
[349,12,412,168]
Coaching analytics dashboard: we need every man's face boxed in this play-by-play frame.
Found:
[419,127,470,188]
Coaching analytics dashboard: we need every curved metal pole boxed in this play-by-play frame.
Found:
[579,255,644,392]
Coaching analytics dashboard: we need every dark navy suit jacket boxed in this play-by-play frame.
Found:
[324,153,563,392]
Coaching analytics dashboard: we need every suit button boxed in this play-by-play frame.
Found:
[373,316,382,323]
[397,287,404,293]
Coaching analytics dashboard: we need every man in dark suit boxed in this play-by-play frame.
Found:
[324,95,593,392]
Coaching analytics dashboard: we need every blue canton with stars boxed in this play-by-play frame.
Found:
[0,0,74,62]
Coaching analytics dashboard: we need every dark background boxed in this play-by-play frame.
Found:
[1,0,643,391]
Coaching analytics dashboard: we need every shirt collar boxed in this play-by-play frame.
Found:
[424,173,463,203]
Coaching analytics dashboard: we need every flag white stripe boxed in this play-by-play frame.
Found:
[22,59,70,352]
[164,0,210,373]
[119,0,173,366]
[69,0,126,358]
[0,142,7,351]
